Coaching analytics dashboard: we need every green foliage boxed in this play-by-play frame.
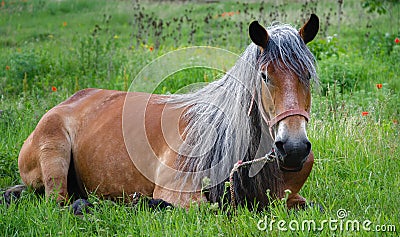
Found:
[362,0,400,14]
[308,35,342,60]
[9,50,40,80]
[0,0,399,236]
[366,32,399,56]
[154,68,222,94]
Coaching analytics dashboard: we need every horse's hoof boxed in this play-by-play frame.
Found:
[147,199,174,209]
[3,185,26,207]
[71,199,94,215]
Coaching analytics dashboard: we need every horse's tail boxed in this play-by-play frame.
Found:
[1,184,26,206]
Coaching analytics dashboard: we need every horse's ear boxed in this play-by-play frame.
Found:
[249,21,269,49]
[299,14,319,44]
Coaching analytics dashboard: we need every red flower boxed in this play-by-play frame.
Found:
[5,65,10,70]
[362,112,369,116]
[63,22,67,27]
[221,11,238,17]
[149,46,154,52]
[237,160,243,165]
[395,38,400,44]
[376,84,382,89]
[51,86,57,92]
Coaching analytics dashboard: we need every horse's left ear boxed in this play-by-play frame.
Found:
[249,21,269,49]
[299,14,319,44]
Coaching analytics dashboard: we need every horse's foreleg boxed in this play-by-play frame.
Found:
[283,151,314,209]
[19,114,71,204]
[40,149,71,203]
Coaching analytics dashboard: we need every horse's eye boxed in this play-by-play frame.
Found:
[261,72,269,83]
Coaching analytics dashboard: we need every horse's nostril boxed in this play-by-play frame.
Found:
[274,140,286,156]
[305,141,312,154]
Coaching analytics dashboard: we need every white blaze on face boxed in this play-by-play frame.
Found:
[275,117,308,142]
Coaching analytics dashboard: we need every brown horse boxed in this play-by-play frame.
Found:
[11,15,319,210]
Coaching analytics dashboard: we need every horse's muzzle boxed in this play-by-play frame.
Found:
[274,138,311,172]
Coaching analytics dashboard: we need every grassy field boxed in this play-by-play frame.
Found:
[1,0,399,236]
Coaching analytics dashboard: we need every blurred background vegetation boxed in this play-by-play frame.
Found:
[0,1,399,236]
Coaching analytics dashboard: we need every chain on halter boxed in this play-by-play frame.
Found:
[229,149,277,209]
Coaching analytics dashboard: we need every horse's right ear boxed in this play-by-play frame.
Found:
[249,21,269,49]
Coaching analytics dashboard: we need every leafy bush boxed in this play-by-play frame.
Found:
[362,0,399,14]
[308,35,342,60]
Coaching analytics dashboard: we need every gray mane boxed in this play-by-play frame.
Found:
[162,23,317,204]
[261,23,318,84]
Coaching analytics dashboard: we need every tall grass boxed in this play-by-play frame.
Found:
[1,0,399,236]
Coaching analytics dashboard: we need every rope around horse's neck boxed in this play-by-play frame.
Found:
[229,150,277,209]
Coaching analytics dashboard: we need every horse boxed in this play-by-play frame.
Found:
[7,14,319,211]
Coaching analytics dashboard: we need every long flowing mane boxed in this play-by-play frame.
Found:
[162,23,318,206]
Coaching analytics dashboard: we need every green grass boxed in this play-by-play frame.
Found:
[1,0,399,236]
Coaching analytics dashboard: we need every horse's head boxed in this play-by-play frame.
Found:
[249,14,319,172]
